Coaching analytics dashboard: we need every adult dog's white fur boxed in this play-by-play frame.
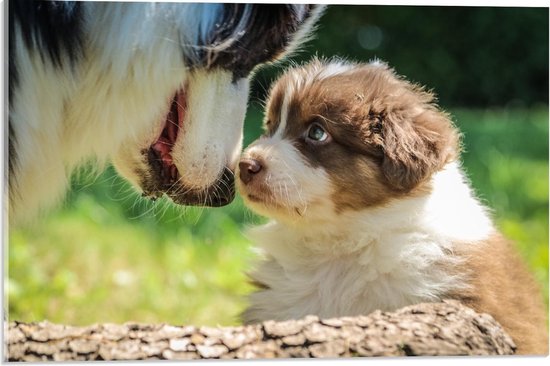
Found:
[237,58,548,354]
[8,2,324,224]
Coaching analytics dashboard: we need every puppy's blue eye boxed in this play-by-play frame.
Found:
[306,123,330,143]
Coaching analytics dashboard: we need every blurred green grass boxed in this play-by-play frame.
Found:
[7,105,548,326]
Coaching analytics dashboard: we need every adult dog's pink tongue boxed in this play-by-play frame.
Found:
[151,90,186,167]
[152,137,173,165]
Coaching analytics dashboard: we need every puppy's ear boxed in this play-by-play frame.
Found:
[379,107,460,192]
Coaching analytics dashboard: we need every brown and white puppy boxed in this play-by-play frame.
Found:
[236,58,548,355]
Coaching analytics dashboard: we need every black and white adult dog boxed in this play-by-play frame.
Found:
[8,1,324,224]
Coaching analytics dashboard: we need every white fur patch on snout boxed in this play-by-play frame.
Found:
[172,70,249,189]
[239,136,333,223]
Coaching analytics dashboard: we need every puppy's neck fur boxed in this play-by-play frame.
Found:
[243,161,494,323]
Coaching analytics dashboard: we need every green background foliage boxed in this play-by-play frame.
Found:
[7,4,549,326]
[252,5,549,108]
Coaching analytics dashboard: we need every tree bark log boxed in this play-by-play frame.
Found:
[6,300,516,361]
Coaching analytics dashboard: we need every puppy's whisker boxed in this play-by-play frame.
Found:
[278,160,305,206]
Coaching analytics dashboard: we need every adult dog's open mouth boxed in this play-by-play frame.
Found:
[141,88,235,207]
[150,90,186,187]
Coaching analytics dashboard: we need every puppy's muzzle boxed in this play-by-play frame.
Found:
[239,158,263,184]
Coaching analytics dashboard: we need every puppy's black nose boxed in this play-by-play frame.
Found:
[239,158,263,184]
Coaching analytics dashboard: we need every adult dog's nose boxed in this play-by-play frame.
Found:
[239,158,263,184]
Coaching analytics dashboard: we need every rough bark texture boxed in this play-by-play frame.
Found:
[6,300,516,361]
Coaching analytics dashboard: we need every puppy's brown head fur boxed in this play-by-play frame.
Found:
[239,58,461,219]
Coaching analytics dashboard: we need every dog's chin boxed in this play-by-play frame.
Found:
[141,163,235,207]
[238,184,306,221]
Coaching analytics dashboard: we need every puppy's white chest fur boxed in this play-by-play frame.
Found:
[243,163,494,323]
